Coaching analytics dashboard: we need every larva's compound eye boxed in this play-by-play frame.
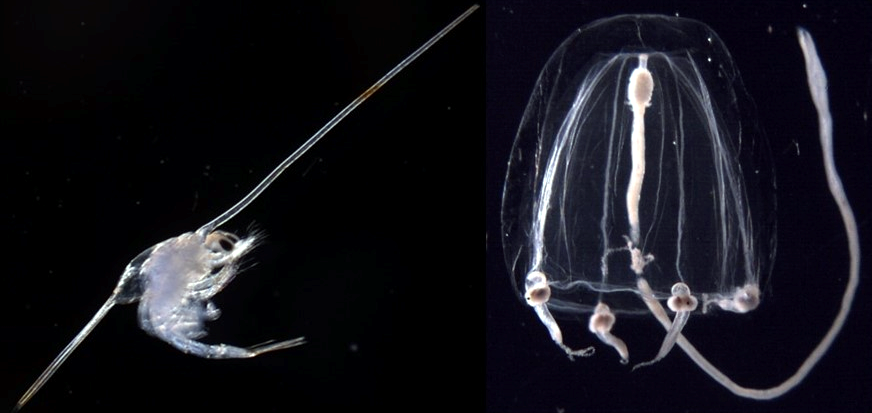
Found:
[206,231,239,253]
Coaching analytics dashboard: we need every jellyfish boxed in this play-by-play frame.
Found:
[500,15,859,399]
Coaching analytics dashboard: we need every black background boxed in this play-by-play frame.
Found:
[488,1,872,413]
[3,1,481,411]
[4,1,872,412]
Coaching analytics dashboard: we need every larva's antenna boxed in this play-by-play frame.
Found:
[198,4,479,235]
[13,297,117,412]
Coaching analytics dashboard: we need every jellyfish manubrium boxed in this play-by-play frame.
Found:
[501,15,859,399]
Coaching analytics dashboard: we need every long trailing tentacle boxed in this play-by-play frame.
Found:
[636,28,859,399]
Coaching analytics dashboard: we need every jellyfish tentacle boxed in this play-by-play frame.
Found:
[588,302,628,364]
[525,271,595,359]
[663,28,859,399]
[706,283,761,313]
[633,282,698,370]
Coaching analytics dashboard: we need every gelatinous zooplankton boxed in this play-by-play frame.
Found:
[501,15,858,399]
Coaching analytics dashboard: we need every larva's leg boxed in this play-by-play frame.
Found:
[204,300,222,321]
[162,332,306,359]
[188,265,238,300]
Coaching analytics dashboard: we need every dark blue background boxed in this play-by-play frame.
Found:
[488,1,872,412]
